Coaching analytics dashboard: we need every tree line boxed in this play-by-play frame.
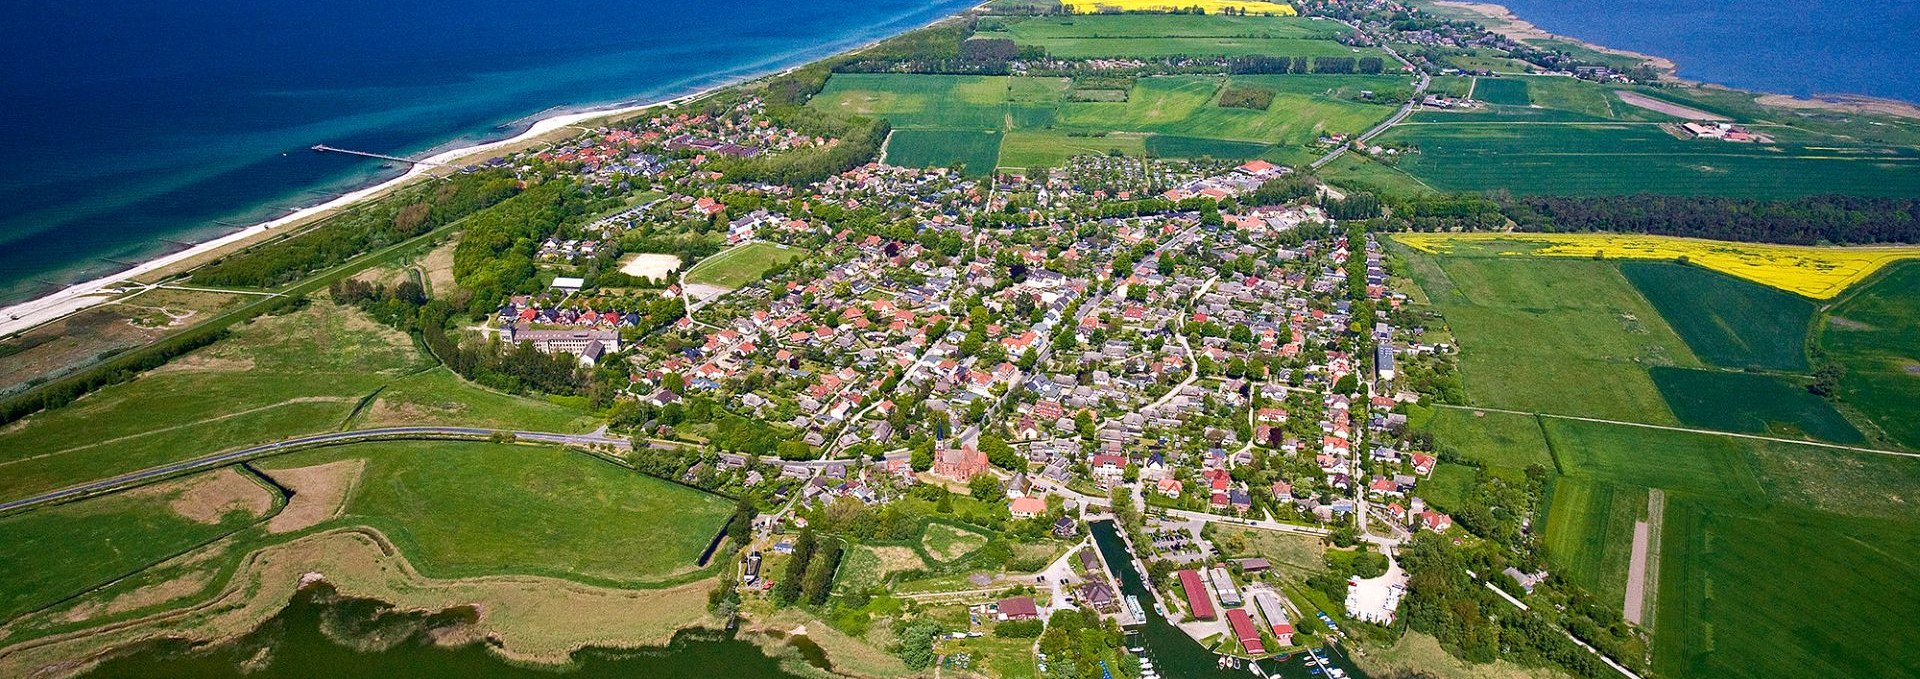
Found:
[772,528,846,607]
[1497,193,1920,245]
[1226,55,1387,74]
[193,170,519,288]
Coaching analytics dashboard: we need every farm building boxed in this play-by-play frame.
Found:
[1177,569,1216,620]
[1227,608,1266,655]
[1251,590,1294,646]
[997,596,1039,620]
[1209,566,1243,607]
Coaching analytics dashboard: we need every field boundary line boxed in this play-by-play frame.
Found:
[1432,404,1920,460]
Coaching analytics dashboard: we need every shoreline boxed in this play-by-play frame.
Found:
[0,95,669,339]
[0,3,987,340]
[1426,0,1920,119]
[1426,0,1677,74]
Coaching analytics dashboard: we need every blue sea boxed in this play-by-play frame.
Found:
[1492,0,1920,103]
[0,0,981,306]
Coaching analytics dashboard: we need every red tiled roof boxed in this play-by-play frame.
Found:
[1178,570,1215,620]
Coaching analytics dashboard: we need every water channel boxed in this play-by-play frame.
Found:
[1089,520,1370,679]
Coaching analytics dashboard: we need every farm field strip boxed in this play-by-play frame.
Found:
[1395,232,1920,299]
[1434,403,1920,460]
[1373,121,1920,199]
[1063,0,1298,15]
[1816,261,1920,449]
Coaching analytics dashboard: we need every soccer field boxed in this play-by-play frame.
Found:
[684,241,806,289]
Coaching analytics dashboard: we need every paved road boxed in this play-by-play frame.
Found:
[1310,71,1431,171]
[0,426,631,515]
[1308,24,1429,171]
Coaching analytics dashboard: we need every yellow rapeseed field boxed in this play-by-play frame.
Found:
[1066,0,1297,15]
[1392,232,1920,299]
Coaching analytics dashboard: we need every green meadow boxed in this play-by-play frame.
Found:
[1817,261,1920,448]
[1541,476,1645,608]
[1056,75,1402,147]
[0,300,593,504]
[806,14,1413,171]
[1651,367,1864,444]
[0,470,270,621]
[684,241,806,289]
[810,74,1010,130]
[1398,247,1693,422]
[1620,261,1815,372]
[258,440,734,583]
[885,129,1004,176]
[1377,121,1920,198]
[1413,235,1920,676]
[1469,76,1529,106]
[1425,407,1551,472]
[998,130,1147,170]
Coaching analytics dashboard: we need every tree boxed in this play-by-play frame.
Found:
[894,619,943,669]
[774,528,817,605]
[661,372,685,394]
[802,539,846,606]
[979,434,1022,471]
[970,473,1002,501]
[910,443,934,472]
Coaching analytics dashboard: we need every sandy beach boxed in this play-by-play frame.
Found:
[1428,1,1678,74]
[0,100,651,338]
[0,2,991,341]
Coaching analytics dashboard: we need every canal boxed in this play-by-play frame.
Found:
[1089,520,1369,679]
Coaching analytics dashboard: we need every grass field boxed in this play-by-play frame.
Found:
[1470,77,1529,106]
[0,300,595,504]
[259,440,733,583]
[1542,477,1644,609]
[1531,416,1920,678]
[0,470,271,621]
[1375,121,1920,199]
[0,301,419,502]
[1412,231,1920,675]
[1425,408,1551,472]
[885,128,1004,175]
[810,74,1009,130]
[1541,419,1763,501]
[1650,367,1863,444]
[1398,246,1692,423]
[1817,261,1920,449]
[1620,261,1815,371]
[998,130,1147,170]
[1144,135,1269,160]
[1056,75,1401,147]
[1654,495,1920,678]
[920,523,990,563]
[1395,232,1920,300]
[1417,463,1477,514]
[684,241,805,289]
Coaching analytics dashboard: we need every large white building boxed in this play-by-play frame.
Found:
[501,325,620,365]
